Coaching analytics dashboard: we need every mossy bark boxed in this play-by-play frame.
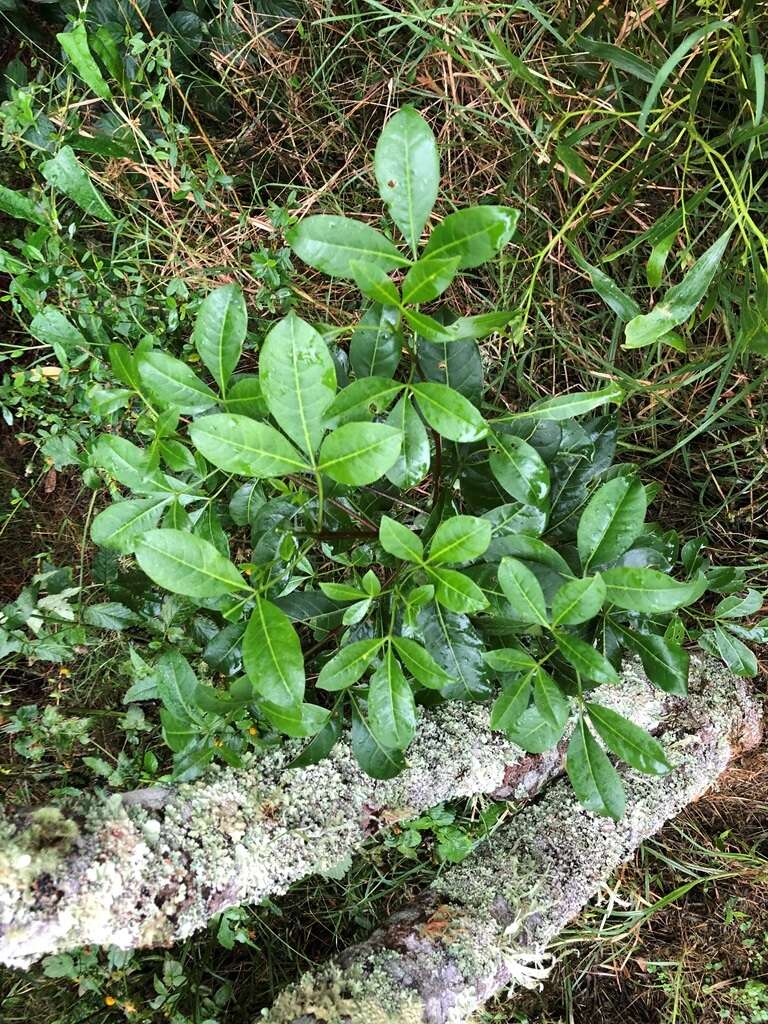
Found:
[262,664,761,1024]
[0,658,740,969]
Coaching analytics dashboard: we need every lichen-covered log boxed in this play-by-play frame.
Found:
[263,663,762,1024]
[0,663,674,968]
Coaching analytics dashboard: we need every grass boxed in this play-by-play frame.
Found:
[0,0,767,1021]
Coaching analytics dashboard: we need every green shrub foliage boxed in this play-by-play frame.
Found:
[88,108,762,817]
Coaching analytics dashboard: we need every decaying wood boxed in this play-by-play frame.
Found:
[0,661,675,968]
[263,663,762,1024]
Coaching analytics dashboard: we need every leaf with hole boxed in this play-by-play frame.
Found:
[374,105,439,252]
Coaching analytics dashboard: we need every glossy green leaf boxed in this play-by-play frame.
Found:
[262,701,329,738]
[624,227,734,349]
[586,703,671,774]
[416,603,490,700]
[317,638,384,690]
[418,335,483,404]
[490,674,532,732]
[192,283,246,392]
[566,716,626,820]
[551,575,606,625]
[136,529,247,598]
[483,647,538,672]
[243,597,305,707]
[429,566,488,614]
[41,146,114,221]
[391,636,452,689]
[620,627,689,695]
[428,515,492,565]
[374,105,439,251]
[289,713,343,768]
[578,476,647,570]
[506,704,566,753]
[325,377,404,425]
[350,304,402,378]
[0,184,46,225]
[497,557,548,625]
[57,23,111,99]
[379,516,424,562]
[423,206,518,269]
[138,351,218,414]
[225,375,268,419]
[713,624,758,677]
[318,422,402,485]
[259,312,337,456]
[155,651,203,724]
[349,260,400,306]
[412,381,488,442]
[489,433,550,508]
[385,396,431,489]
[714,589,764,619]
[533,668,569,729]
[91,496,170,554]
[189,414,310,477]
[30,308,87,353]
[229,482,265,526]
[556,632,619,684]
[602,568,707,612]
[92,436,165,493]
[500,384,623,423]
[368,649,417,749]
[287,215,408,278]
[350,700,406,779]
[402,256,460,303]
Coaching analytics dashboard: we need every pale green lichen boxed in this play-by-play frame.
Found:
[258,658,761,1024]
[0,656,754,971]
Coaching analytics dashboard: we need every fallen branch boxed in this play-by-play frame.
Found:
[0,658,716,968]
[263,663,762,1024]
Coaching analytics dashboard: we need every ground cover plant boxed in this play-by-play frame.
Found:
[0,1,767,1022]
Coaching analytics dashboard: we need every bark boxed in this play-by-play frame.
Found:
[0,657,730,969]
[263,665,762,1024]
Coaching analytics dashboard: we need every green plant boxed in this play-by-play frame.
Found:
[78,107,765,816]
